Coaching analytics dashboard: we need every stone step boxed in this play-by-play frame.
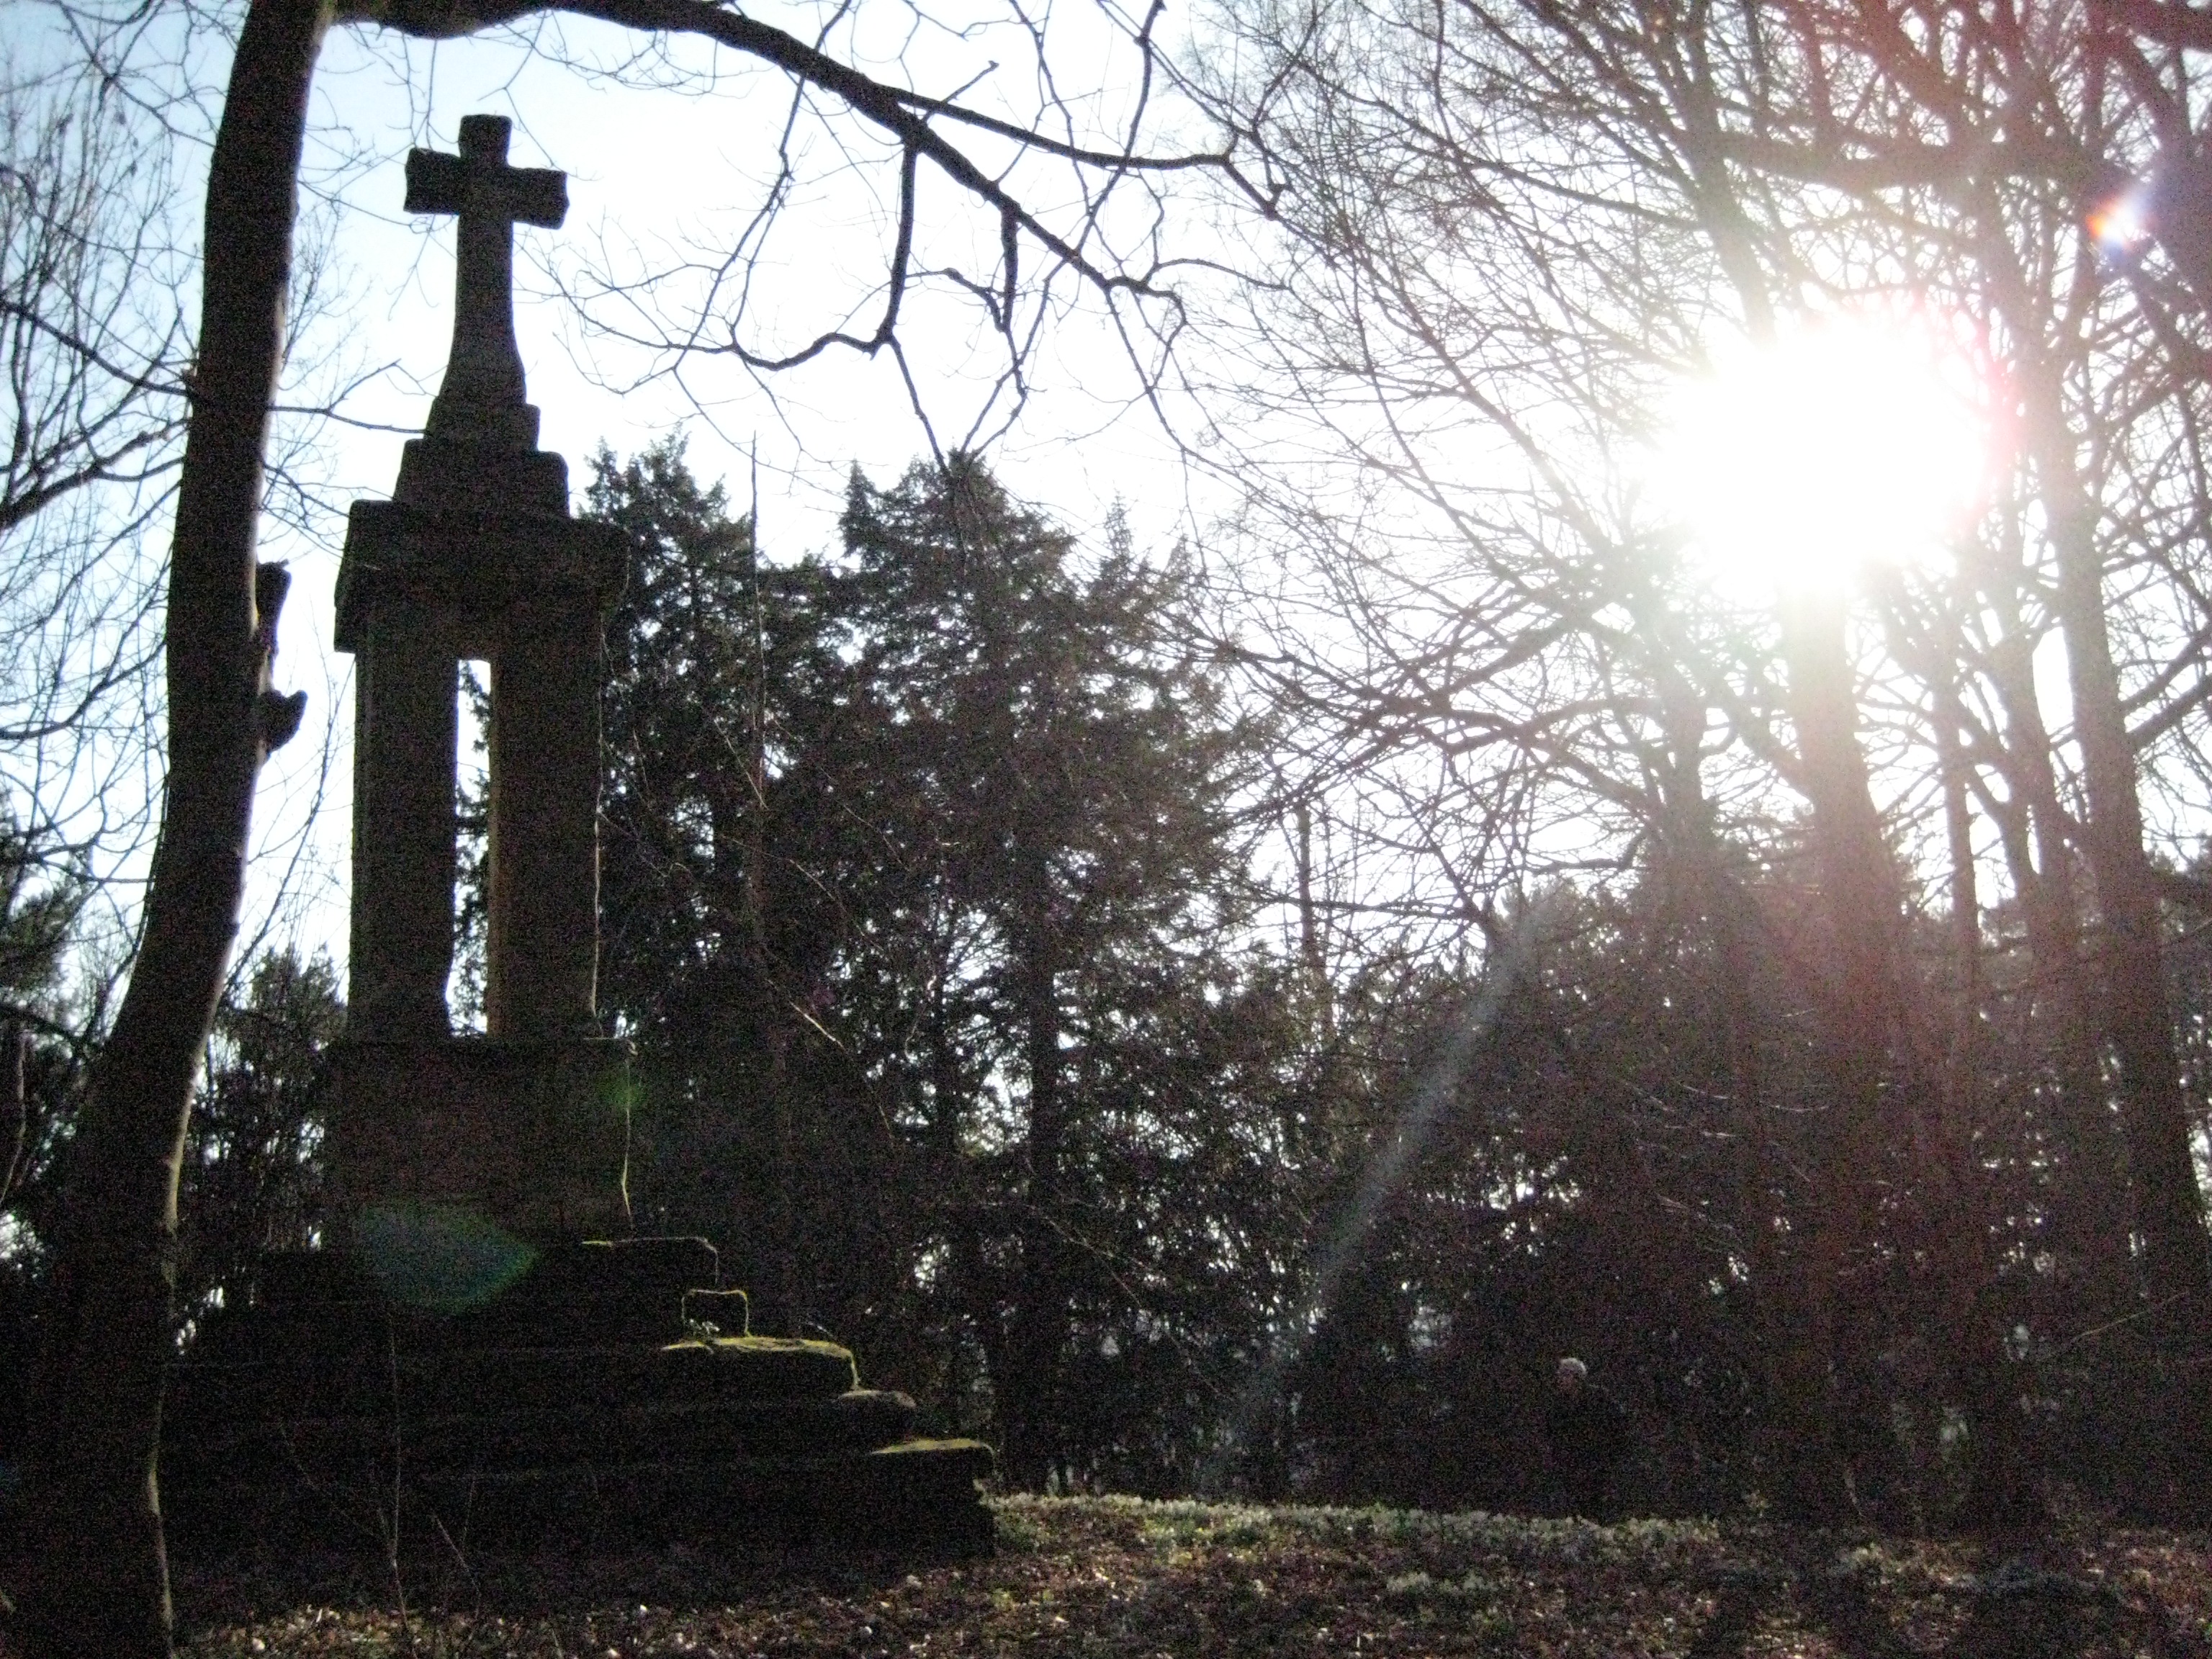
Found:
[156,1244,991,1556]
[196,1292,695,1356]
[264,1235,717,1305]
[221,1237,726,1351]
[653,1336,860,1399]
[164,1440,997,1552]
[164,1388,921,1479]
[169,1335,863,1428]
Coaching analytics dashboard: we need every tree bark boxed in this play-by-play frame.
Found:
[1646,653,1849,1521]
[11,4,328,1653]
[2022,371,2212,1512]
[1980,583,2134,1300]
[1777,590,2043,1526]
[2026,374,2212,1316]
[1773,590,1905,1521]
[1779,593,1904,1208]
[1930,644,2047,1529]
[1002,845,1066,1490]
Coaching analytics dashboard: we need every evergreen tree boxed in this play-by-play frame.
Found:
[580,444,1290,1483]
[583,439,869,1329]
[175,950,343,1326]
[830,454,1267,1485]
[0,824,94,1475]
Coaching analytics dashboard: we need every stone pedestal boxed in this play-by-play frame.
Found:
[333,453,629,1230]
[326,114,637,1236]
[331,1038,633,1243]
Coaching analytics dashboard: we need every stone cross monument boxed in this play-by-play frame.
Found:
[333,114,630,1245]
[161,116,994,1557]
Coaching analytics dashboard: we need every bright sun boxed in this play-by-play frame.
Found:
[1656,314,1992,600]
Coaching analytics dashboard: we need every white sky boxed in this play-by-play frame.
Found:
[9,1,2190,1016]
[230,7,1225,972]
[234,14,2144,990]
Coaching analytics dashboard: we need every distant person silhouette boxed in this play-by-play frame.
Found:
[1542,1356,1627,1520]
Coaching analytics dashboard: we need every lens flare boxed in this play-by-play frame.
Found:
[1655,313,1992,600]
[2089,186,2154,257]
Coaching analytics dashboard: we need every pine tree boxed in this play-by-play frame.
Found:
[832,454,1264,1485]
[578,443,1286,1480]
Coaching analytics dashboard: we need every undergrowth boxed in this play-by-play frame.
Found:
[174,1493,2212,1657]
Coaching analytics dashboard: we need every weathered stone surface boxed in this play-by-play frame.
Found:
[346,603,460,1040]
[361,1235,715,1346]
[176,1341,857,1419]
[485,586,608,1038]
[683,1286,751,1335]
[334,507,624,1049]
[331,1040,633,1244]
[333,505,623,660]
[166,1443,997,1552]
[408,1444,999,1548]
[653,1336,862,1400]
[523,1236,723,1304]
[163,1390,924,1475]
[407,113,565,457]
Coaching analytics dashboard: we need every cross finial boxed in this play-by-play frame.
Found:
[405,115,567,450]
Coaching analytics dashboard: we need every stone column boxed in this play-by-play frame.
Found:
[486,589,603,1037]
[348,601,457,1039]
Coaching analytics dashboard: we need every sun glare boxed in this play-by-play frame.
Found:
[1656,315,1992,601]
[2088,185,2154,258]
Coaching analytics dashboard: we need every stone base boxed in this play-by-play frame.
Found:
[163,1238,994,1553]
[331,1037,633,1244]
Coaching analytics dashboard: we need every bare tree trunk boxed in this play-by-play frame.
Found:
[1936,654,1984,1097]
[729,522,798,1331]
[1647,630,1856,1521]
[925,972,989,1421]
[11,4,326,1653]
[2025,375,2212,1510]
[1773,590,1908,1520]
[1778,595,1906,1067]
[2024,379,2211,1292]
[1002,848,1066,1490]
[1979,587,2135,1303]
[1293,796,1334,1035]
[1778,590,2045,1524]
[1932,654,2046,1529]
[1860,580,2054,1525]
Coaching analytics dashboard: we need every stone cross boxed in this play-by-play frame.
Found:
[335,114,631,1241]
[405,114,567,449]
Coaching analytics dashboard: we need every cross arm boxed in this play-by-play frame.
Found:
[499,168,568,227]
[404,148,469,215]
[404,149,569,226]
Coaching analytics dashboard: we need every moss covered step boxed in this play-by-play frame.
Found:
[170,1334,863,1431]
[164,1388,922,1479]
[166,1440,997,1552]
[650,1336,859,1399]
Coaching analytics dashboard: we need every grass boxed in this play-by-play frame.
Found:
[174,1494,2212,1656]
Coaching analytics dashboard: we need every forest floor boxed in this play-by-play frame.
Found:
[174,1493,2212,1658]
